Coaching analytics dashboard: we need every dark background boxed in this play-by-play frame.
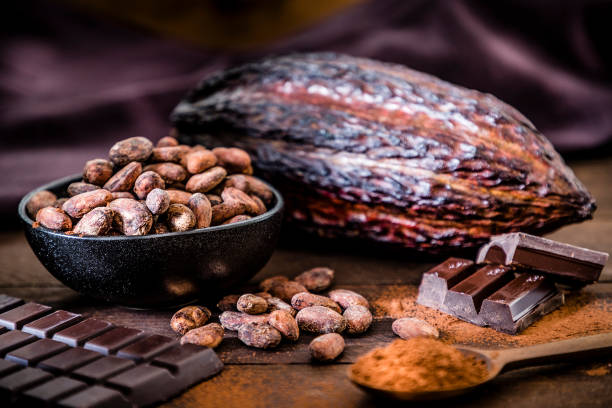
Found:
[2,0,612,226]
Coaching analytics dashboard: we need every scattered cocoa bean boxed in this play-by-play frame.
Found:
[150,145,191,163]
[206,194,222,206]
[268,310,299,341]
[111,191,135,200]
[186,166,227,193]
[268,281,308,303]
[291,292,342,314]
[26,190,57,218]
[238,322,281,349]
[225,174,274,205]
[259,275,289,292]
[328,289,369,310]
[73,207,115,236]
[237,294,268,315]
[187,193,212,228]
[62,189,113,218]
[266,297,296,316]
[143,163,187,184]
[170,305,212,335]
[219,311,269,331]
[103,162,143,192]
[166,204,196,232]
[184,150,217,174]
[109,198,153,235]
[296,306,346,334]
[180,323,224,348]
[83,159,114,185]
[36,207,72,230]
[109,136,153,166]
[222,214,252,225]
[166,189,192,205]
[157,136,179,147]
[145,188,170,215]
[217,294,240,311]
[212,147,251,174]
[295,267,335,292]
[309,333,345,361]
[343,305,372,335]
[391,317,439,340]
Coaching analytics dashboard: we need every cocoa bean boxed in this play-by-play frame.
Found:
[67,182,100,197]
[184,150,217,174]
[259,276,288,292]
[153,220,170,234]
[291,292,342,314]
[219,311,269,331]
[180,323,224,348]
[143,163,187,184]
[185,166,227,193]
[170,305,212,335]
[295,306,346,334]
[187,193,212,228]
[217,294,240,312]
[211,202,245,225]
[190,145,206,152]
[145,188,170,215]
[254,292,272,299]
[26,190,57,218]
[109,198,153,235]
[236,294,268,315]
[157,136,179,147]
[328,289,369,310]
[266,297,296,316]
[268,281,308,303]
[250,195,267,215]
[53,198,69,209]
[166,203,196,232]
[103,162,143,192]
[73,207,115,236]
[237,323,281,349]
[132,171,164,200]
[150,145,191,163]
[391,317,439,340]
[212,147,251,174]
[167,189,192,205]
[343,305,372,335]
[221,187,259,215]
[206,194,222,206]
[309,333,344,361]
[268,310,299,341]
[111,191,135,200]
[83,159,114,186]
[225,174,274,205]
[295,267,334,292]
[63,189,113,218]
[109,136,153,166]
[36,207,72,231]
[222,214,252,225]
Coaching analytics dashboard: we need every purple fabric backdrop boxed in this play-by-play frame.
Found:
[2,0,612,224]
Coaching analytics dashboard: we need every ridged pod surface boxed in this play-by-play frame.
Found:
[171,53,595,251]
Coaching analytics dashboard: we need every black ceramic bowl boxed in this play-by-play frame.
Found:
[18,174,284,308]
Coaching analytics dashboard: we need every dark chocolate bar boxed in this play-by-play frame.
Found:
[0,295,223,406]
[416,258,475,309]
[477,232,608,284]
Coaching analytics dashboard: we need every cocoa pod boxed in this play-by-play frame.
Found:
[170,305,212,335]
[27,190,57,218]
[259,275,288,292]
[73,207,115,236]
[180,323,224,348]
[222,215,251,225]
[392,317,439,339]
[62,189,113,218]
[143,163,187,183]
[109,136,153,166]
[309,333,345,361]
[103,162,143,192]
[206,194,222,206]
[343,305,372,334]
[150,145,191,163]
[145,188,170,215]
[217,294,240,311]
[83,159,114,186]
[36,207,72,231]
[219,311,269,331]
[212,147,251,174]
[185,166,226,193]
[167,189,192,205]
[328,289,369,310]
[266,297,296,316]
[184,150,217,174]
[295,306,346,334]
[109,198,153,235]
[237,294,268,315]
[187,193,212,228]
[238,322,281,349]
[295,267,334,292]
[268,310,299,341]
[291,292,342,314]
[267,281,308,303]
[171,53,595,251]
[133,171,165,200]
[166,203,196,232]
[224,175,274,205]
[111,191,135,200]
[157,136,179,147]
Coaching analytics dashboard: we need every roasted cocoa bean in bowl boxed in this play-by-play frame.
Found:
[18,173,283,308]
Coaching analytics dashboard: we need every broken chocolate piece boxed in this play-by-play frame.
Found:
[416,258,475,309]
[477,232,608,284]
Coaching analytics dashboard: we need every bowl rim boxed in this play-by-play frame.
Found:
[18,172,284,241]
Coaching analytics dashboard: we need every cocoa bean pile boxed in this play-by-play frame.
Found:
[26,134,274,235]
[170,267,374,362]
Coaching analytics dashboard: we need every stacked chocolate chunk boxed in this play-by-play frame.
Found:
[417,233,608,334]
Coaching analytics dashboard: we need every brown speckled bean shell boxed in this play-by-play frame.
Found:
[103,162,143,192]
[295,306,346,334]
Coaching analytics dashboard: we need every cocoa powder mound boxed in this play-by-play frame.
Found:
[369,284,612,347]
[350,338,488,392]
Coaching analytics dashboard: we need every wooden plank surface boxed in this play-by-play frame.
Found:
[0,157,611,407]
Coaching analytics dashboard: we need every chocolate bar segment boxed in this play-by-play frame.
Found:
[53,318,113,347]
[480,274,564,334]
[0,303,52,330]
[57,385,131,408]
[0,331,36,356]
[72,356,136,382]
[477,232,609,284]
[116,334,177,362]
[416,258,475,309]
[83,327,143,355]
[23,310,82,338]
[0,367,52,399]
[22,376,87,405]
[106,364,175,406]
[152,344,224,387]
[0,295,23,314]
[38,348,102,374]
[6,338,69,366]
[443,265,514,325]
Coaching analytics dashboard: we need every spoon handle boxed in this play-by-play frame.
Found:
[493,333,612,372]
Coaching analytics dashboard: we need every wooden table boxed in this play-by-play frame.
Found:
[1,157,611,407]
